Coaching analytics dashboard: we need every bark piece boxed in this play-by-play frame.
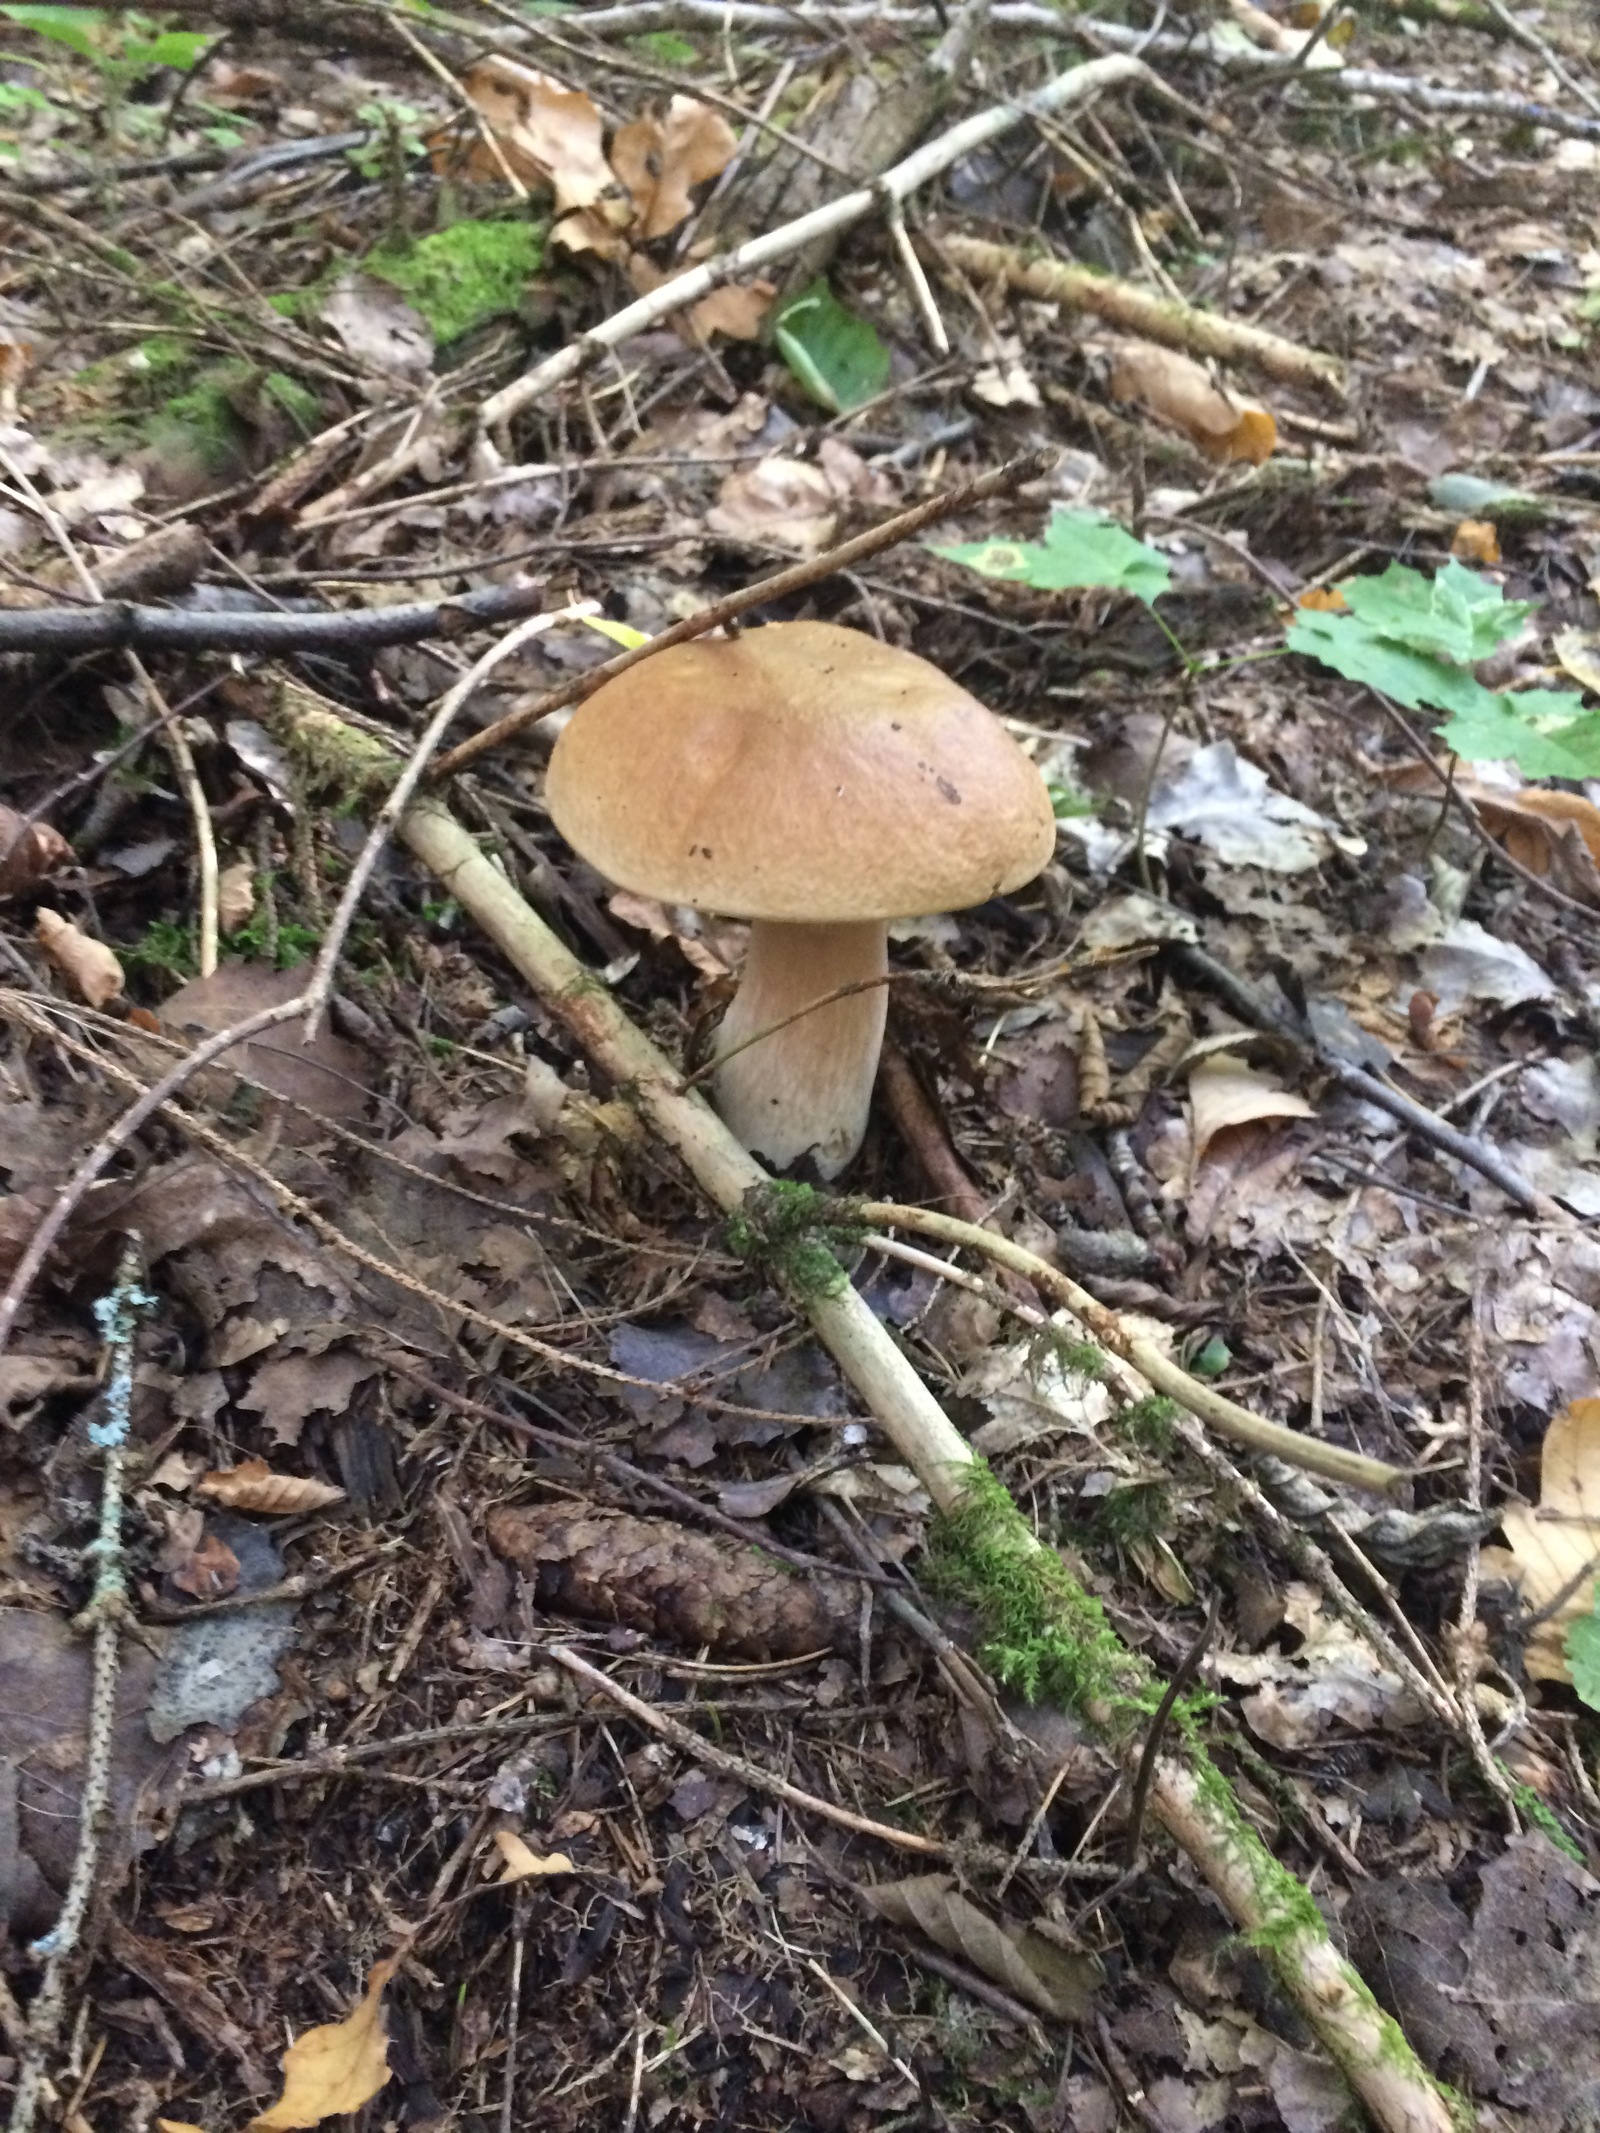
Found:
[487,1502,857,1659]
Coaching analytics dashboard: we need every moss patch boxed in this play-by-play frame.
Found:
[727,1181,857,1300]
[366,218,544,345]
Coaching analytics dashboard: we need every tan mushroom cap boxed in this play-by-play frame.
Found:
[545,620,1057,922]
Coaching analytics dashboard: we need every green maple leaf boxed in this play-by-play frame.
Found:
[1340,558,1534,666]
[934,509,1171,604]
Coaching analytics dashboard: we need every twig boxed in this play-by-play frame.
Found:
[431,447,1055,778]
[853,1200,1403,1492]
[478,54,1165,435]
[7,1244,153,2133]
[300,598,596,1038]
[1124,1590,1219,1866]
[0,574,565,654]
[1455,0,1600,117]
[550,1645,947,1855]
[388,790,1456,2132]
[934,231,1345,396]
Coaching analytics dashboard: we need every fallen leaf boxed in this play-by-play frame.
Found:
[161,961,375,1129]
[196,1457,345,1516]
[1213,1583,1426,1746]
[170,1530,242,1601]
[1146,740,1362,872]
[1554,627,1600,699]
[36,909,124,1006]
[1109,340,1276,464]
[1297,585,1348,612]
[0,806,70,898]
[319,273,432,379]
[1419,918,1555,1010]
[461,57,613,211]
[1188,1054,1314,1166]
[217,860,255,934]
[686,280,775,341]
[610,96,738,239]
[1481,1397,1600,1682]
[860,1874,1098,2020]
[1451,518,1501,565]
[549,200,633,262]
[706,456,840,554]
[157,2121,208,2132]
[494,1829,576,1880]
[249,1957,396,2130]
[971,335,1041,409]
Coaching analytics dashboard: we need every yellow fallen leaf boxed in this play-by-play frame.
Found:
[1110,340,1276,465]
[1188,1052,1314,1166]
[249,1958,397,2131]
[36,908,124,1007]
[156,2122,209,2132]
[1482,1398,1600,1683]
[1297,585,1348,611]
[494,1829,577,1881]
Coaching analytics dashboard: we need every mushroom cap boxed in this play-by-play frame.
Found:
[545,620,1056,922]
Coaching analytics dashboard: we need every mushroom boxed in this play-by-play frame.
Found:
[544,620,1056,1178]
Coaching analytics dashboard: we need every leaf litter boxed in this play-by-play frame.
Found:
[1,1,1600,2129]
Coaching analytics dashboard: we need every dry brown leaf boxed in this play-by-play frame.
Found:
[550,199,633,261]
[494,1829,577,1881]
[249,1956,396,2130]
[1188,1052,1314,1165]
[1451,518,1501,565]
[36,909,124,1007]
[459,57,613,211]
[0,806,70,898]
[610,96,738,240]
[1297,585,1348,611]
[1110,341,1277,464]
[686,280,775,342]
[705,456,840,555]
[1385,764,1600,887]
[1482,1398,1600,1683]
[217,859,255,935]
[859,1875,1097,2020]
[196,1457,345,1517]
[608,890,734,981]
[170,1530,242,1601]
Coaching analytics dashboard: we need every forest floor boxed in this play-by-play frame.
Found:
[3,2,1600,2129]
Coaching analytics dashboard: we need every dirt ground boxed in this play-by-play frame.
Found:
[3,2,1600,2129]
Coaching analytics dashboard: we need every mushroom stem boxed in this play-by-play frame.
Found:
[712,919,889,1178]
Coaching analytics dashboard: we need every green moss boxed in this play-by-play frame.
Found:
[726,1180,858,1300]
[1122,1395,1180,1452]
[270,682,401,806]
[1511,1781,1584,1862]
[263,369,320,435]
[366,218,544,345]
[1092,1479,1171,1547]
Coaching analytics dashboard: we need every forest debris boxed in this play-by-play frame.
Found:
[1109,340,1276,463]
[35,908,123,1005]
[459,57,614,210]
[1481,1396,1600,1682]
[858,1874,1099,2021]
[1188,1055,1315,1167]
[1211,1584,1428,1746]
[1146,741,1364,872]
[217,859,255,935]
[494,1830,576,1881]
[935,231,1347,396]
[249,1956,396,2131]
[611,96,738,239]
[160,962,375,1129]
[487,1502,857,1660]
[196,1457,346,1516]
[0,806,69,898]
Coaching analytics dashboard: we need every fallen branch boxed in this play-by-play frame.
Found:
[392,788,1457,2133]
[431,446,1053,779]
[0,575,558,656]
[934,231,1346,398]
[478,53,1166,436]
[851,1200,1402,1492]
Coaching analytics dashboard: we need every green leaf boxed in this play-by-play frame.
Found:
[580,614,649,650]
[1285,606,1491,714]
[0,4,104,57]
[773,280,889,413]
[1564,1590,1600,1711]
[933,509,1171,604]
[1339,558,1532,666]
[125,28,213,68]
[1436,691,1600,779]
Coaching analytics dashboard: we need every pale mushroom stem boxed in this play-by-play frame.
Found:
[711,918,889,1179]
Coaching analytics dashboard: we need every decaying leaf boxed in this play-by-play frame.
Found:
[1146,741,1363,873]
[0,805,70,898]
[249,1957,396,2130]
[494,1829,576,1881]
[705,438,892,557]
[161,961,376,1129]
[196,1456,345,1516]
[36,908,124,1006]
[610,96,738,240]
[1188,1053,1315,1166]
[1481,1397,1600,1682]
[685,280,775,341]
[461,57,613,211]
[1212,1583,1426,1748]
[859,1874,1098,2020]
[1109,341,1276,464]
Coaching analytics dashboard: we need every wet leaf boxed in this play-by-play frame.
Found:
[36,908,124,1006]
[249,1957,396,2129]
[773,280,890,413]
[196,1456,345,1516]
[859,1875,1098,2020]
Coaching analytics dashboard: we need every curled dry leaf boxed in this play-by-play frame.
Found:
[1481,1397,1600,1683]
[705,438,892,557]
[859,1874,1098,2020]
[0,805,70,898]
[249,1956,396,2131]
[460,57,613,212]
[494,1829,576,1880]
[196,1456,345,1517]
[1109,340,1276,465]
[611,96,738,240]
[1188,1053,1315,1167]
[217,859,255,935]
[36,908,124,1007]
[625,253,774,346]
